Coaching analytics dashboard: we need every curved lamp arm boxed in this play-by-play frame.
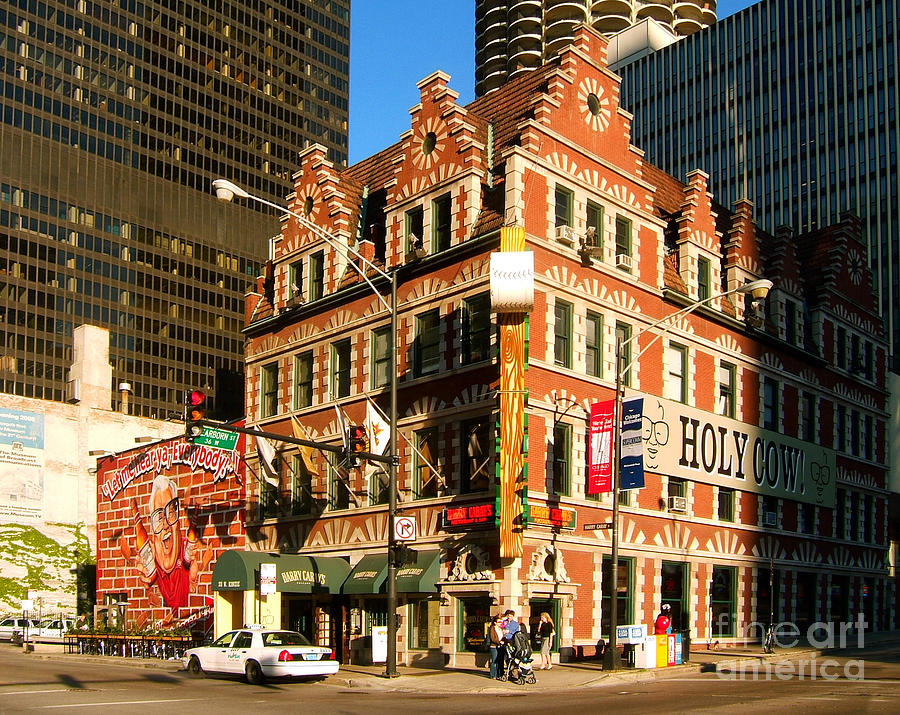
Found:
[618,279,773,380]
[212,178,392,314]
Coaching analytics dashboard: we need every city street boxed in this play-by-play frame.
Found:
[2,640,899,714]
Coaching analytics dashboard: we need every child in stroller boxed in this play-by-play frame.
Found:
[501,630,537,684]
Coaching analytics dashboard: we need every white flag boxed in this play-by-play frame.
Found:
[365,399,390,455]
[254,427,279,487]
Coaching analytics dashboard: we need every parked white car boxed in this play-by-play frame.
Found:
[183,627,338,684]
[0,617,39,640]
[36,618,75,639]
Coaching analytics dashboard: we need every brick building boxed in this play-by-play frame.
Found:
[226,24,888,667]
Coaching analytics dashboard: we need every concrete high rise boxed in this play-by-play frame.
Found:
[0,0,350,418]
[475,0,716,95]
[613,0,900,372]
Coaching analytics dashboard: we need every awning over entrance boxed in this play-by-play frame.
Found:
[342,553,388,594]
[212,550,350,594]
[342,550,441,594]
[395,550,441,593]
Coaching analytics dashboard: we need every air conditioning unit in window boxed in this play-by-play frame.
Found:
[616,253,633,271]
[555,225,576,245]
[667,496,687,513]
[763,511,778,527]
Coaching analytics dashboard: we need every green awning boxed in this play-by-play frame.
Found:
[395,550,441,593]
[342,553,388,594]
[212,551,350,594]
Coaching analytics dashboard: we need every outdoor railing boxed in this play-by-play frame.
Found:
[64,633,201,660]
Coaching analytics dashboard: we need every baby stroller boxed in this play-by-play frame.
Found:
[502,630,537,684]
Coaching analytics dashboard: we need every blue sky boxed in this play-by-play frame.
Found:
[348,1,757,164]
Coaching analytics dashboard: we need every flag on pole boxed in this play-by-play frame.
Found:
[253,426,279,487]
[365,399,390,456]
[290,413,320,477]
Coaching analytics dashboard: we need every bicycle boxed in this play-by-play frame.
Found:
[763,624,776,654]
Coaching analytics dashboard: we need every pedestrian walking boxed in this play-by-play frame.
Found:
[536,612,555,669]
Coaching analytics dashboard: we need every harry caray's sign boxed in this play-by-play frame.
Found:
[640,396,836,508]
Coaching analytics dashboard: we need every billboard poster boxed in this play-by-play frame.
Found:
[639,396,836,507]
[0,408,44,520]
[620,397,645,490]
[588,401,614,494]
[95,432,246,632]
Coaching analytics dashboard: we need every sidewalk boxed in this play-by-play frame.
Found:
[11,639,830,694]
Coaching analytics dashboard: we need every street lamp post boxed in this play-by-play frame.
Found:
[212,178,402,678]
[603,279,772,671]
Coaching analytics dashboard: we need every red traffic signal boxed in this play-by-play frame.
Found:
[185,389,207,438]
[347,425,368,467]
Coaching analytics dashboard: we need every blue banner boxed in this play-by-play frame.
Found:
[620,397,644,490]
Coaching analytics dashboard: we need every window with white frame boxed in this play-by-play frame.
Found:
[586,200,603,248]
[799,391,816,442]
[406,205,424,253]
[414,428,440,499]
[615,215,632,267]
[717,361,736,418]
[664,342,688,404]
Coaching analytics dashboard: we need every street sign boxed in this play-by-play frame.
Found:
[192,426,239,450]
[584,522,613,530]
[393,516,417,542]
[260,562,276,595]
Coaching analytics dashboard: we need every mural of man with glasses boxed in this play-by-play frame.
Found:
[127,475,211,617]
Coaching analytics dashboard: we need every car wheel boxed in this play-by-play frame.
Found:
[245,660,265,685]
[187,656,203,677]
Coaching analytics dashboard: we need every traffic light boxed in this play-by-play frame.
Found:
[395,543,415,566]
[184,389,207,439]
[347,424,368,467]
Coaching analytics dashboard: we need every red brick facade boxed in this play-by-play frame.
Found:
[232,24,889,666]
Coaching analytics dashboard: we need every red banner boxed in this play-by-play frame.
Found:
[588,400,615,494]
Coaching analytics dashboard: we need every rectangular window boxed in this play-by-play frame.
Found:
[414,428,440,499]
[850,333,861,372]
[668,477,686,500]
[601,556,633,637]
[328,452,351,511]
[615,215,632,265]
[309,250,324,301]
[849,491,860,540]
[554,300,573,368]
[289,259,303,298]
[785,299,798,344]
[291,454,313,515]
[836,404,846,451]
[585,310,603,377]
[461,417,493,493]
[863,414,874,460]
[717,361,736,418]
[368,463,389,506]
[864,340,874,380]
[554,185,573,227]
[552,423,571,496]
[432,193,451,252]
[586,200,603,247]
[293,351,313,409]
[615,322,632,387]
[800,391,816,442]
[863,494,873,543]
[762,377,779,430]
[406,205,424,253]
[835,325,846,368]
[462,293,491,365]
[660,561,688,632]
[664,342,688,403]
[409,599,441,650]
[414,309,441,376]
[835,488,846,539]
[850,408,860,456]
[371,326,391,389]
[261,361,278,418]
[697,256,710,301]
[718,487,734,522]
[799,502,815,534]
[710,566,736,637]
[331,338,351,398]
[258,478,279,520]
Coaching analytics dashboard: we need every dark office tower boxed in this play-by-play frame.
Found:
[0,1,350,418]
[474,0,716,96]
[615,0,900,369]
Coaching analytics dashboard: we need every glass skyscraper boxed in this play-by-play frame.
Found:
[615,0,899,368]
[0,0,350,417]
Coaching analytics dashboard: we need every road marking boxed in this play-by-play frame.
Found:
[4,690,69,696]
[40,698,200,709]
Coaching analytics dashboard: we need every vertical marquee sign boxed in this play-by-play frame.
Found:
[588,400,614,494]
[491,226,533,559]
